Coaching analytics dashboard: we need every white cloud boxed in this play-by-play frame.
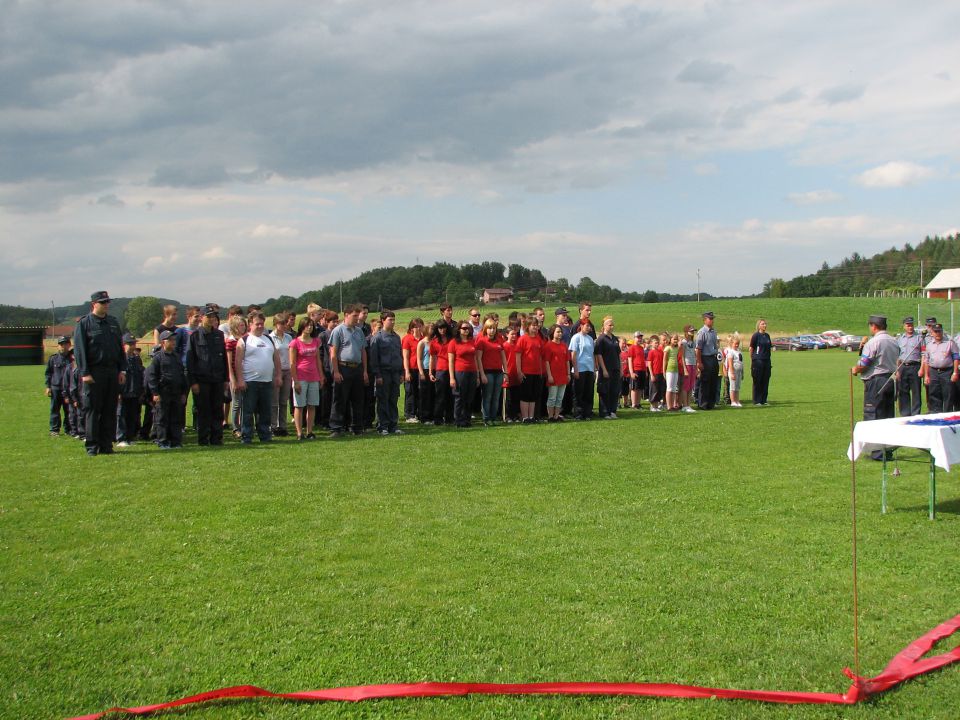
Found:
[787,190,842,206]
[693,163,718,176]
[143,256,164,269]
[250,224,300,238]
[856,161,935,188]
[201,246,225,259]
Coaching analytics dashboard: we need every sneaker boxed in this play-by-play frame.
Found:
[405,418,420,424]
[158,443,172,450]
[605,413,617,419]
[379,429,390,436]
[116,441,130,448]
[682,406,696,413]
[391,429,405,435]
[329,431,344,439]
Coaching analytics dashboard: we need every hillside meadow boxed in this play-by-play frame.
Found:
[3,346,958,719]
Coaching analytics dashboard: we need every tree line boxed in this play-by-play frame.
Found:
[762,233,960,298]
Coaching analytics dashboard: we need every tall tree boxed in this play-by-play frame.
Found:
[124,296,163,336]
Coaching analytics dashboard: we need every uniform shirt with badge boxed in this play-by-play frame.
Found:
[923,336,959,370]
[858,330,899,379]
[897,332,923,363]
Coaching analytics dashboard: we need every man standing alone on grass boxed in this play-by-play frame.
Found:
[852,314,899,460]
[695,311,719,410]
[73,291,126,456]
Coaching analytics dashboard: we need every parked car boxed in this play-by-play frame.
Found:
[822,330,862,352]
[795,334,830,350]
[772,336,807,351]
[813,333,840,347]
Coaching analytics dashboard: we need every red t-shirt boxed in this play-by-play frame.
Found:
[628,343,646,372]
[448,338,477,372]
[543,341,570,386]
[475,334,505,371]
[401,333,419,370]
[430,339,449,372]
[648,347,664,375]
[503,341,520,386]
[620,350,630,378]
[516,334,544,375]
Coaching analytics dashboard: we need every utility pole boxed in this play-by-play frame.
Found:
[920,259,924,290]
[50,301,56,338]
[339,280,343,314]
[696,268,701,303]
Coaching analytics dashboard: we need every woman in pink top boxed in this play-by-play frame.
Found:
[288,317,325,440]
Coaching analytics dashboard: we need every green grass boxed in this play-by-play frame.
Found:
[394,297,956,338]
[2,352,958,720]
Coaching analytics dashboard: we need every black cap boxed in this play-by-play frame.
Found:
[90,290,111,303]
[202,304,219,316]
[555,307,568,316]
[933,323,944,332]
[57,335,71,345]
[925,317,938,325]
[159,329,176,342]
[903,316,915,324]
[122,332,137,344]
[702,311,715,319]
[868,314,887,327]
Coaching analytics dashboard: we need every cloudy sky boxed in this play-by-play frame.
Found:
[2,1,958,307]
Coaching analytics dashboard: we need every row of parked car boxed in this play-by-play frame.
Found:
[771,330,864,352]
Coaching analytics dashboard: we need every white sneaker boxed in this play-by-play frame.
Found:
[405,418,420,423]
[682,406,696,413]
[116,441,130,448]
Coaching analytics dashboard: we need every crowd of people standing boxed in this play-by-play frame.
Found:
[46,291,777,455]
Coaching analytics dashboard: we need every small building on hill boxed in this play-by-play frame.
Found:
[482,288,514,304]
[924,269,960,299]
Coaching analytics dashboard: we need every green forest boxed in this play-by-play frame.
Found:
[762,233,960,298]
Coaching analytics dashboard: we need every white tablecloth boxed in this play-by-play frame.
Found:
[848,412,960,471]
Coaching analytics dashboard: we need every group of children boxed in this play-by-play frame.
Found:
[46,301,753,448]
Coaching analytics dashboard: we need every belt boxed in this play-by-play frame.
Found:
[339,361,360,368]
[902,361,921,366]
[931,366,953,371]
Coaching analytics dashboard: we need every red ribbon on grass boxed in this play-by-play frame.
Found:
[68,613,960,719]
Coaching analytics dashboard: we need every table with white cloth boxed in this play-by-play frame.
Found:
[847,412,960,520]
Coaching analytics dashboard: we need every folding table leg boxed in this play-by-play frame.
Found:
[929,454,936,521]
[882,452,887,514]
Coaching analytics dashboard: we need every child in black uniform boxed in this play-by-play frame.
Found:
[145,330,188,449]
[116,334,145,447]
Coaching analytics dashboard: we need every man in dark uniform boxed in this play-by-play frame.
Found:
[73,290,127,456]
[852,314,899,459]
[695,311,720,410]
[186,304,228,446]
[45,335,73,436]
[896,316,923,416]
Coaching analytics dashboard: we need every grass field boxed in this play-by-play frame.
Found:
[2,350,959,719]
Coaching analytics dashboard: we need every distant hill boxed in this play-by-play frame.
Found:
[762,233,960,298]
[0,297,193,329]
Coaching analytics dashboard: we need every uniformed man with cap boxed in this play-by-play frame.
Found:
[896,316,923,416]
[695,311,720,410]
[920,323,958,413]
[851,314,899,459]
[73,291,127,455]
[186,304,228,446]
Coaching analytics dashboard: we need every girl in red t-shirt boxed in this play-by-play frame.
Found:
[448,322,479,427]
[401,320,423,422]
[515,318,545,423]
[476,319,507,425]
[503,326,521,421]
[647,336,665,411]
[543,324,570,422]
[429,323,454,424]
[628,336,647,409]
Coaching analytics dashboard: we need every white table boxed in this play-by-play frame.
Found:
[847,412,960,519]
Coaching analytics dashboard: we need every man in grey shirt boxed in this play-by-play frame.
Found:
[695,311,720,410]
[852,314,899,459]
[328,304,369,437]
[896,316,923,416]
